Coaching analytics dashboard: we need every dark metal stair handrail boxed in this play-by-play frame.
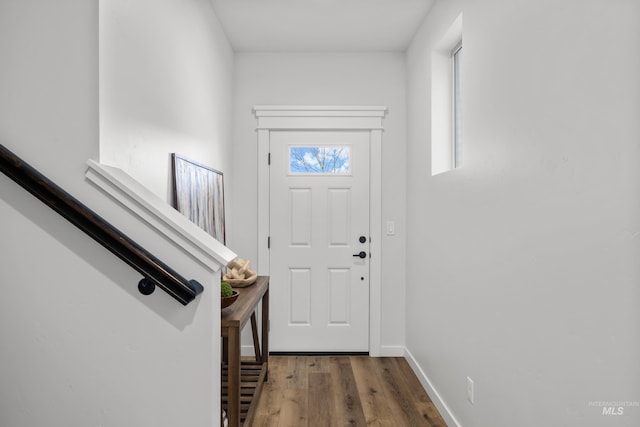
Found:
[0,144,204,305]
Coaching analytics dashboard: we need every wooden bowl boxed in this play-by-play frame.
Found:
[221,290,239,308]
[223,270,258,288]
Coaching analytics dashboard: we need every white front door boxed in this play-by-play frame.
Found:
[269,130,370,352]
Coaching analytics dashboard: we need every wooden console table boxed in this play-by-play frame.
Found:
[221,276,269,427]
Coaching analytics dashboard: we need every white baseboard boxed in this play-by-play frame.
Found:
[404,348,461,427]
[379,345,406,357]
[241,345,255,357]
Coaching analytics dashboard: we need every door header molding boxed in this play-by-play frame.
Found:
[253,105,388,131]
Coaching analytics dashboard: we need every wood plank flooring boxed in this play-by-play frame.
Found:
[251,356,447,427]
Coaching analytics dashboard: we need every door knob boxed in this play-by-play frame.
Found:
[353,251,367,259]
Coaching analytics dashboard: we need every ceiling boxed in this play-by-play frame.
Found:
[209,0,436,52]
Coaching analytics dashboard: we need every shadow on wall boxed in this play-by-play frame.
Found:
[0,177,201,331]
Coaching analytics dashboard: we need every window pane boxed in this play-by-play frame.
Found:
[453,45,462,168]
[289,146,351,174]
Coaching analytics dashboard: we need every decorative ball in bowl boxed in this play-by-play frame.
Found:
[221,290,239,308]
[223,258,258,287]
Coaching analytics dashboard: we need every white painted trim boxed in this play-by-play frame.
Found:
[368,128,383,357]
[253,105,387,117]
[379,345,406,357]
[405,348,462,427]
[256,129,271,276]
[85,160,236,272]
[253,105,387,356]
[241,345,256,357]
[253,105,386,131]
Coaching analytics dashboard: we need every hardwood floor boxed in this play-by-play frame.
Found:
[251,356,447,427]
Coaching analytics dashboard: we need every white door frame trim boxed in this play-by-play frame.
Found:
[254,105,387,356]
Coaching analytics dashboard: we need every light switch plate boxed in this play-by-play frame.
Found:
[386,221,395,235]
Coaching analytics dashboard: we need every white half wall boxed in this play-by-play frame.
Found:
[406,0,640,426]
[231,52,408,351]
[0,0,233,426]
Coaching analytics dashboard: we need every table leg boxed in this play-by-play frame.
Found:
[250,312,261,361]
[262,287,269,380]
[228,326,240,427]
[222,337,228,363]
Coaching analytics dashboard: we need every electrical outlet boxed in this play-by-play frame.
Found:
[467,376,474,404]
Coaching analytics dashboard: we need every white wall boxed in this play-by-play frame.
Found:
[406,0,640,426]
[232,52,408,353]
[0,0,232,426]
[100,0,234,205]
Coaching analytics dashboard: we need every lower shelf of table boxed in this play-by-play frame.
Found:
[222,361,268,426]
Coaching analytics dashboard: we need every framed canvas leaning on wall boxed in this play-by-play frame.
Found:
[171,153,226,244]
